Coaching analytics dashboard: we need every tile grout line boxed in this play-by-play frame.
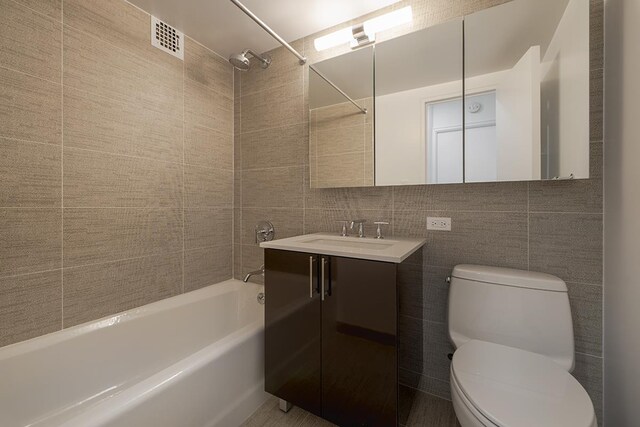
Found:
[60,0,65,330]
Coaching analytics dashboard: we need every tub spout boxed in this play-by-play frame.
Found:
[243,265,264,283]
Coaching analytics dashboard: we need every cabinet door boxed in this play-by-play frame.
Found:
[321,256,398,427]
[264,249,322,416]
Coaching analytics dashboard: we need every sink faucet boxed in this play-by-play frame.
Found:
[350,219,367,238]
[243,265,264,283]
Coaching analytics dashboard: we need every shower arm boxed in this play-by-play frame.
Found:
[229,0,307,65]
[310,66,368,115]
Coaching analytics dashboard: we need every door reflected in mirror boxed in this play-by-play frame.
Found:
[375,19,464,186]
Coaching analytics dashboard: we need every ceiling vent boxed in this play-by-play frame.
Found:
[151,16,184,60]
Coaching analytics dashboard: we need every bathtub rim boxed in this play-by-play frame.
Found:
[0,279,264,360]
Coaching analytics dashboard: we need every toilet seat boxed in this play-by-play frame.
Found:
[451,340,597,427]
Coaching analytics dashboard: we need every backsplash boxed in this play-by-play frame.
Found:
[0,0,233,345]
[234,0,604,422]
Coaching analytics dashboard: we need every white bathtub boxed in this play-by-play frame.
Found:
[0,279,268,427]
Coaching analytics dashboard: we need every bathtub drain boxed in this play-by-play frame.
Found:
[257,292,265,305]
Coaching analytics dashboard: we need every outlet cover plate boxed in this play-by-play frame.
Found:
[427,217,451,231]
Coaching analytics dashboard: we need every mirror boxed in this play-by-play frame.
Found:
[464,0,590,181]
[306,0,590,188]
[309,46,374,189]
[375,19,463,185]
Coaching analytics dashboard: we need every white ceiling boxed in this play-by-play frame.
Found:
[127,0,401,58]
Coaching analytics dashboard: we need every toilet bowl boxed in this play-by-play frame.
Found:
[450,340,597,427]
[447,265,598,427]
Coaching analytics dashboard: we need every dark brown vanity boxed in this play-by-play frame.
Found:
[261,233,425,427]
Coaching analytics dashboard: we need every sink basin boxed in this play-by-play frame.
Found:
[301,238,393,250]
[260,233,426,263]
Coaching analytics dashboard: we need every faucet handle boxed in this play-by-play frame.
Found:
[374,221,390,239]
[336,220,350,237]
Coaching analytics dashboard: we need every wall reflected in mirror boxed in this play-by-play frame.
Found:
[308,46,374,189]
[306,0,590,189]
[465,0,590,181]
[375,19,463,185]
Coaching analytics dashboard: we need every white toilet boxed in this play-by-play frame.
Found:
[447,265,597,427]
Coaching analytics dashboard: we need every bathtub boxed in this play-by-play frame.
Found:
[0,279,268,427]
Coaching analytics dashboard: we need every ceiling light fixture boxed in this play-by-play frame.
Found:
[313,6,413,52]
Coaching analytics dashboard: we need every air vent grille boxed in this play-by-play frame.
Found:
[151,16,184,60]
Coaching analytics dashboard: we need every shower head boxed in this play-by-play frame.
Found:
[228,49,271,71]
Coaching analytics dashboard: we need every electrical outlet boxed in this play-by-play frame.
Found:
[427,217,451,231]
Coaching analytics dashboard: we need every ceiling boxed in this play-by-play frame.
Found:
[127,0,401,58]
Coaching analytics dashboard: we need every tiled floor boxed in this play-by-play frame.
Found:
[241,387,459,427]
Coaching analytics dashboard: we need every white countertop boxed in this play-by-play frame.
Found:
[260,233,426,264]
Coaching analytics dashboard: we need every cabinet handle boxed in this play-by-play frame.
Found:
[321,257,327,301]
[309,256,315,298]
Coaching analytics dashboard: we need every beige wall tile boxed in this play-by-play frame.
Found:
[233,243,242,280]
[0,67,61,144]
[568,282,602,356]
[63,208,183,267]
[184,165,233,208]
[12,0,61,21]
[304,208,392,235]
[63,26,182,108]
[0,208,61,277]
[529,213,603,285]
[0,270,61,347]
[590,68,603,141]
[185,37,233,98]
[241,123,308,170]
[63,0,180,70]
[316,124,365,157]
[241,244,264,284]
[184,208,232,250]
[185,124,233,169]
[64,148,183,208]
[0,138,61,207]
[242,167,303,208]
[240,39,304,97]
[63,252,182,326]
[305,183,393,210]
[0,0,61,82]
[241,208,303,246]
[315,153,365,187]
[64,87,183,162]
[394,210,528,270]
[184,246,232,292]
[573,353,603,423]
[185,79,233,134]
[590,0,604,70]
[241,80,304,133]
[393,181,528,212]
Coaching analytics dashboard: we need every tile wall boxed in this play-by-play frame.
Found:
[0,0,233,345]
[234,0,604,422]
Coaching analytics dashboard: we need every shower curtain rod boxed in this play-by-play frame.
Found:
[310,66,368,115]
[229,0,307,65]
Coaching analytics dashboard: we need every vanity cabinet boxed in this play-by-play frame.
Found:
[264,248,398,427]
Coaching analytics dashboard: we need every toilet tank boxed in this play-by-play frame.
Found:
[448,265,575,371]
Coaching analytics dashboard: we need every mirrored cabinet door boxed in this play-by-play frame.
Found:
[374,19,464,186]
[308,47,374,189]
[464,0,590,182]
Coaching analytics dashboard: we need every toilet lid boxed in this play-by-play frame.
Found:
[452,340,596,427]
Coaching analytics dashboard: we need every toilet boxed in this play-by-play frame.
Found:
[447,265,597,427]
